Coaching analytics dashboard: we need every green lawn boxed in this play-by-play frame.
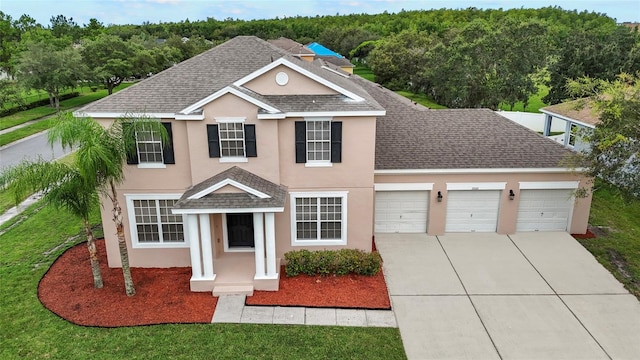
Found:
[0,199,406,360]
[354,64,375,82]
[1,84,134,131]
[395,91,448,109]
[577,181,640,298]
[498,84,549,113]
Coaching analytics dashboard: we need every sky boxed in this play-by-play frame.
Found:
[1,0,639,26]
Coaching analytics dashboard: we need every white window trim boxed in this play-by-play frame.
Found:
[135,127,164,166]
[221,214,255,253]
[137,163,167,169]
[217,120,246,159]
[289,191,348,246]
[305,117,332,164]
[125,194,188,249]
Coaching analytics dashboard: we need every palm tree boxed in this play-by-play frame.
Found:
[48,113,168,296]
[0,160,103,288]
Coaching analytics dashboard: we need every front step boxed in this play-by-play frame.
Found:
[212,285,254,296]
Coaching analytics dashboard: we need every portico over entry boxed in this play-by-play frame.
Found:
[172,166,286,292]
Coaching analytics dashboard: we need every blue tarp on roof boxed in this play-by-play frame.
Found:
[306,42,344,58]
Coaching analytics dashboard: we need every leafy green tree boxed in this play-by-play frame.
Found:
[83,18,105,39]
[49,14,81,41]
[0,158,103,288]
[49,113,169,296]
[0,79,24,110]
[566,74,640,198]
[545,26,640,104]
[81,34,141,94]
[15,42,85,111]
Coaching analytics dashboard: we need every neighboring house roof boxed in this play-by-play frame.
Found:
[541,99,601,127]
[174,166,287,211]
[78,36,381,116]
[267,37,315,56]
[306,42,344,58]
[351,77,573,170]
[317,55,354,68]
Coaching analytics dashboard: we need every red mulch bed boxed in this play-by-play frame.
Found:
[39,239,392,327]
[572,228,597,239]
[246,267,391,309]
[38,239,217,327]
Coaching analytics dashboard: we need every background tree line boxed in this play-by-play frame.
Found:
[1,6,639,112]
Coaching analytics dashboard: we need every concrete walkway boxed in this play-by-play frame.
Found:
[376,232,640,360]
[212,294,397,327]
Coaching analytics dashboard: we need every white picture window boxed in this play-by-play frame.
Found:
[136,126,163,163]
[126,195,186,248]
[290,192,347,246]
[306,120,330,162]
[219,122,245,157]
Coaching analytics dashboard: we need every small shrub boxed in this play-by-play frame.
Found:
[284,248,382,277]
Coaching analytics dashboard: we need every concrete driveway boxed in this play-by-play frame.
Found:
[376,232,640,360]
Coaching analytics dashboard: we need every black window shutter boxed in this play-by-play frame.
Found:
[330,121,342,163]
[207,124,220,158]
[244,124,257,157]
[295,121,306,163]
[123,122,139,165]
[162,122,175,164]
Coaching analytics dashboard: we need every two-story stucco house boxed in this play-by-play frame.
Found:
[76,36,592,294]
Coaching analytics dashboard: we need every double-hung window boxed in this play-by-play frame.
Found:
[126,195,186,248]
[207,117,257,162]
[295,118,342,166]
[290,192,347,246]
[125,122,175,168]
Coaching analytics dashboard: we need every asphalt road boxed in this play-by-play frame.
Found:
[0,131,73,169]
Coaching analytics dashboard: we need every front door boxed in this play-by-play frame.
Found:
[227,213,255,248]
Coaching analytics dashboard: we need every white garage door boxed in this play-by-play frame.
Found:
[375,191,429,233]
[516,189,574,232]
[445,190,501,232]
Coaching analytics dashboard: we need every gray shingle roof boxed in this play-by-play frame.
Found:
[267,37,315,55]
[317,55,354,68]
[351,77,573,170]
[79,36,381,115]
[174,166,287,210]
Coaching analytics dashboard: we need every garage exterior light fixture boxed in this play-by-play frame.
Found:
[509,189,515,200]
[437,191,443,202]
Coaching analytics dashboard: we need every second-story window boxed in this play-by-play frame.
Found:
[136,125,164,163]
[207,117,257,162]
[295,118,342,166]
[306,120,330,162]
[219,122,245,157]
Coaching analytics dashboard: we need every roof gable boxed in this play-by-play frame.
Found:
[233,58,364,102]
[188,178,270,200]
[541,99,600,128]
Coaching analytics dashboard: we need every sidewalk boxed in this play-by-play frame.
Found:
[0,193,42,227]
[212,295,397,327]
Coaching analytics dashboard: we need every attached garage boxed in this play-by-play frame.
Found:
[375,190,429,233]
[516,187,575,232]
[445,190,501,232]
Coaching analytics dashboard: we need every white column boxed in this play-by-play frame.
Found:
[265,212,277,277]
[253,212,266,278]
[199,214,215,279]
[186,214,202,279]
[564,119,572,146]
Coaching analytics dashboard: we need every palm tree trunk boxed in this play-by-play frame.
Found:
[84,217,103,289]
[110,180,135,296]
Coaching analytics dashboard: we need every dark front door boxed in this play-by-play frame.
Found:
[227,213,255,248]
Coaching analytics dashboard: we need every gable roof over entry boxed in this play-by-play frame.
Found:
[172,167,287,214]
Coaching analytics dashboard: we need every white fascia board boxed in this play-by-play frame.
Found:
[174,113,204,120]
[233,58,365,102]
[172,207,284,214]
[519,181,580,190]
[74,111,175,119]
[540,109,597,129]
[321,66,350,78]
[374,168,587,175]
[187,179,270,200]
[257,110,385,119]
[180,86,281,115]
[374,183,434,191]
[447,182,506,190]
